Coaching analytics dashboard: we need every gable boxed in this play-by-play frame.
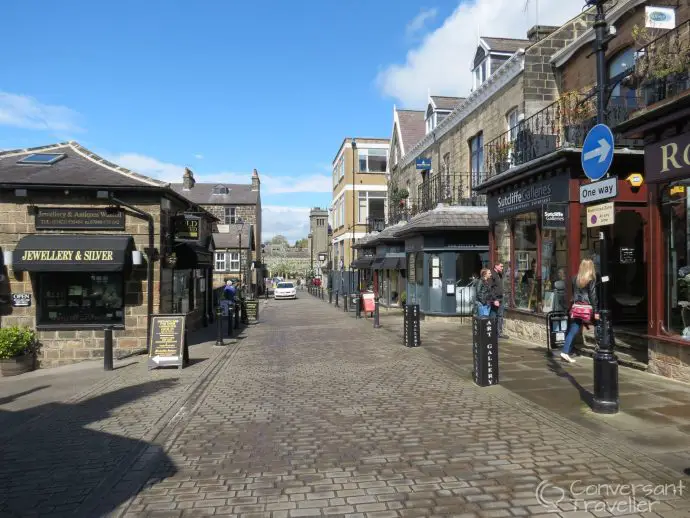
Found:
[473,46,487,69]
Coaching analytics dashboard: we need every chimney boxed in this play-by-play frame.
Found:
[251,168,260,191]
[527,25,559,43]
[182,167,195,190]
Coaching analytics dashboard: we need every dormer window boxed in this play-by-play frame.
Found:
[212,185,228,195]
[473,60,487,90]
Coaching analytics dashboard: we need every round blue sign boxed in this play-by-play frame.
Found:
[581,124,614,181]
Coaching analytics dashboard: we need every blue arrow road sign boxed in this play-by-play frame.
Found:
[581,124,614,181]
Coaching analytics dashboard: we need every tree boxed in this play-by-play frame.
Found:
[294,237,309,249]
[271,235,289,246]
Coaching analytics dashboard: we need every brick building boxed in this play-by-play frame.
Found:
[170,168,262,293]
[0,142,216,368]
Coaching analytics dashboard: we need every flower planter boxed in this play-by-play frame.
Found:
[0,353,34,377]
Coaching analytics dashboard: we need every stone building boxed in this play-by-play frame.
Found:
[308,207,329,279]
[0,142,216,368]
[170,168,262,292]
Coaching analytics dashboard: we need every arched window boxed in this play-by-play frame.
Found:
[608,47,636,100]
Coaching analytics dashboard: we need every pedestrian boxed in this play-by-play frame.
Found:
[560,258,599,363]
[475,268,492,316]
[488,262,508,338]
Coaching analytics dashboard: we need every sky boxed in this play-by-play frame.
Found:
[0,0,583,243]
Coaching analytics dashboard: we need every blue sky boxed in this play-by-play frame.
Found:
[0,0,579,242]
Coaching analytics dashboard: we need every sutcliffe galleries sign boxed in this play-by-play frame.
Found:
[487,175,569,220]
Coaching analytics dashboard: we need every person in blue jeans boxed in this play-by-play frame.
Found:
[475,268,492,316]
[561,258,599,363]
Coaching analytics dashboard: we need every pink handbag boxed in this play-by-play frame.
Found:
[570,302,593,322]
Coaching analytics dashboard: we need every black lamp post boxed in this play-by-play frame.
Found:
[351,139,357,275]
[587,0,619,414]
[237,217,245,298]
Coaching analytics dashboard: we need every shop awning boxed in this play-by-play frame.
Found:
[351,256,374,269]
[371,257,385,269]
[382,256,403,269]
[397,257,407,270]
[13,234,134,272]
[174,242,213,269]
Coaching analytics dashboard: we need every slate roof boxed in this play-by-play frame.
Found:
[397,110,426,155]
[170,183,258,205]
[213,224,254,250]
[431,96,464,111]
[482,37,530,54]
[0,141,168,188]
[396,206,488,237]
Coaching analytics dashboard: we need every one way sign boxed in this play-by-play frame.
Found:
[579,177,617,204]
[581,124,614,181]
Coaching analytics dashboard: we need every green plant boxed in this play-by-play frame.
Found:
[632,24,690,80]
[390,187,410,205]
[401,291,407,305]
[0,326,36,359]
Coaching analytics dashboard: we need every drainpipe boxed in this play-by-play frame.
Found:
[98,191,155,351]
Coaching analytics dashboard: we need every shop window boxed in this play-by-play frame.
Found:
[514,213,538,311]
[39,272,124,326]
[541,224,568,314]
[494,220,512,305]
[663,186,690,336]
[173,270,195,314]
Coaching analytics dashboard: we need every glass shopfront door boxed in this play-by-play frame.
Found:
[610,209,647,324]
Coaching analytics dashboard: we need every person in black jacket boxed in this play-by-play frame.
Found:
[561,258,599,363]
[488,263,508,338]
[475,268,492,315]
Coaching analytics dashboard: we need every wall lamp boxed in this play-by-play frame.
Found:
[3,250,13,266]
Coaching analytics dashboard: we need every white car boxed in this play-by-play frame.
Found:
[274,282,297,300]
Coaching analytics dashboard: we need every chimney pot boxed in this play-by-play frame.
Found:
[251,169,260,191]
[182,167,195,190]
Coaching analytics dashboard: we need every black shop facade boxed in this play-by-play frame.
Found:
[480,151,648,349]
[0,142,215,368]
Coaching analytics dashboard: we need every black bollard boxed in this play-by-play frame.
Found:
[344,294,348,312]
[234,301,240,329]
[373,297,381,328]
[104,325,114,371]
[215,306,224,346]
[356,294,361,319]
[335,291,339,307]
[329,289,333,304]
[227,304,233,338]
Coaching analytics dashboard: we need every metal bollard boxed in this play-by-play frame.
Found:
[329,289,333,304]
[227,304,233,338]
[104,325,114,371]
[335,291,339,307]
[373,297,381,328]
[215,306,224,346]
[344,294,348,312]
[234,301,240,329]
[356,294,361,319]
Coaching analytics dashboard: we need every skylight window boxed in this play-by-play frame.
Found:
[17,153,66,165]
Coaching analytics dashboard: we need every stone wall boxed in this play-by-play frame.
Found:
[211,249,252,289]
[201,203,261,261]
[648,339,690,383]
[0,191,187,368]
[502,312,548,345]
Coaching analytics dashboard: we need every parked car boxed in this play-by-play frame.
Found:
[274,282,297,300]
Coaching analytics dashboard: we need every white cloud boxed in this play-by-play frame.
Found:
[261,206,311,243]
[377,0,584,107]
[194,154,204,160]
[0,91,84,133]
[108,152,331,195]
[406,7,438,37]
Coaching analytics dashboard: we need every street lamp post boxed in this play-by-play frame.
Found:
[237,217,245,298]
[588,0,619,414]
[351,139,357,293]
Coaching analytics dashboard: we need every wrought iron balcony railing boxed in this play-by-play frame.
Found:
[366,216,386,233]
[417,171,487,213]
[388,197,420,226]
[630,19,690,108]
[484,92,642,180]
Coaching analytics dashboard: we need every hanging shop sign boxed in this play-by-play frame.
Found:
[488,175,569,219]
[645,6,675,29]
[173,214,200,241]
[542,203,568,229]
[35,207,125,230]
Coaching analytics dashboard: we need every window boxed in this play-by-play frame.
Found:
[358,191,386,223]
[212,185,228,195]
[229,252,240,271]
[514,213,538,311]
[494,220,512,306]
[507,108,520,141]
[333,156,345,187]
[663,186,689,335]
[541,215,568,314]
[224,207,236,224]
[358,148,387,173]
[39,272,124,326]
[339,198,345,227]
[316,218,325,226]
[173,270,195,313]
[473,60,487,89]
[608,47,636,100]
[215,252,227,271]
[470,133,484,188]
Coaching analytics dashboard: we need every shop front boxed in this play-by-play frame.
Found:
[371,246,406,308]
[397,207,489,317]
[483,155,648,347]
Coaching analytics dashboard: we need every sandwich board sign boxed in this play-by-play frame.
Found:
[148,314,189,370]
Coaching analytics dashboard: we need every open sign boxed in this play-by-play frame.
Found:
[11,293,31,307]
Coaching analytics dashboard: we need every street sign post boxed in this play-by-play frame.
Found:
[581,124,614,181]
[579,177,618,204]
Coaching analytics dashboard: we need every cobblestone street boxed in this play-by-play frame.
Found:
[108,296,689,518]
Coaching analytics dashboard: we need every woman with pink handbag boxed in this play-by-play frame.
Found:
[561,259,599,363]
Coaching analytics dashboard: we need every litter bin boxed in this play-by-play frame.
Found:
[472,315,498,387]
[547,312,569,351]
